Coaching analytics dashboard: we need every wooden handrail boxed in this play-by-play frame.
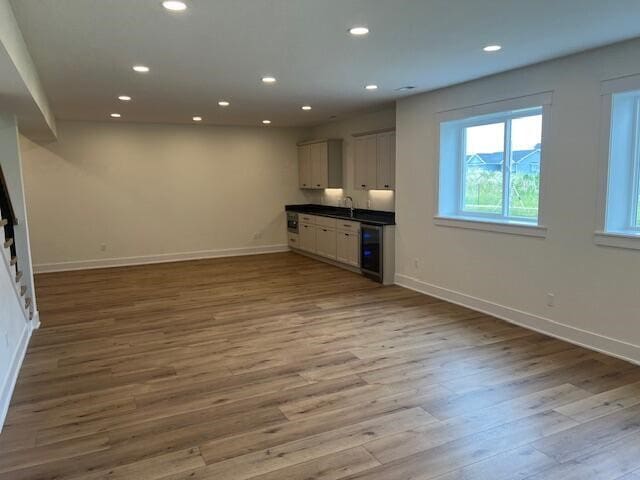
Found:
[0,163,17,225]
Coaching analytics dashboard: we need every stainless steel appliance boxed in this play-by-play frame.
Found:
[286,212,299,234]
[360,224,382,282]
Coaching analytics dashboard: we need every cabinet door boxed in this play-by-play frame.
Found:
[376,132,396,190]
[298,145,312,189]
[337,231,360,267]
[310,142,328,189]
[299,223,316,252]
[316,227,337,259]
[354,138,367,190]
[354,136,377,190]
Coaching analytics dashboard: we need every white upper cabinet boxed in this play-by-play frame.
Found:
[353,130,396,190]
[297,140,342,189]
[354,136,377,190]
[310,142,329,189]
[298,144,312,189]
[376,132,396,190]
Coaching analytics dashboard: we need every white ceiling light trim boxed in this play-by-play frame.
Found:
[349,26,369,36]
[118,95,132,101]
[132,65,150,73]
[262,119,271,124]
[218,100,230,107]
[162,1,187,12]
[110,113,121,118]
[301,105,312,110]
[261,76,276,84]
[365,84,378,90]
[192,116,202,121]
[483,44,502,52]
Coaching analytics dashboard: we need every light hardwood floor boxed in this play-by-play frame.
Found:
[2,252,640,479]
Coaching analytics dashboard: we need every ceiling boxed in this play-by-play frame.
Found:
[10,0,640,127]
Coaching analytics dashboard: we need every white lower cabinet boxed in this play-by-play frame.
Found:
[299,223,317,252]
[336,230,360,267]
[316,227,337,259]
[292,214,360,269]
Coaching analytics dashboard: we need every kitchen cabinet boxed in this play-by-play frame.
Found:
[376,131,396,190]
[297,139,343,189]
[316,226,337,259]
[354,135,377,190]
[298,144,312,189]
[336,230,359,267]
[353,130,396,190]
[299,223,317,252]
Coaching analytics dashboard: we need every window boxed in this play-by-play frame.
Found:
[438,105,544,229]
[602,89,640,234]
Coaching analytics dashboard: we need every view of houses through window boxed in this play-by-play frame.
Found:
[462,112,542,220]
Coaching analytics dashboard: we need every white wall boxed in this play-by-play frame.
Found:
[0,114,32,431]
[396,38,640,363]
[0,0,56,137]
[309,108,396,212]
[0,113,36,309]
[21,121,310,271]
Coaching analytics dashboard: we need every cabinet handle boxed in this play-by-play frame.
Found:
[322,229,327,232]
[384,184,389,188]
[361,184,366,187]
[317,184,321,187]
[343,224,350,227]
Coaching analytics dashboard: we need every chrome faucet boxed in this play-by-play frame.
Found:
[345,196,354,218]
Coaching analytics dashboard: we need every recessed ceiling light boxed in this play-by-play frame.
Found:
[365,84,378,90]
[301,105,312,111]
[261,76,276,84]
[262,120,272,125]
[132,65,150,73]
[218,100,230,107]
[162,1,187,12]
[118,95,132,101]
[192,116,202,122]
[483,44,502,52]
[349,26,369,36]
[110,113,121,118]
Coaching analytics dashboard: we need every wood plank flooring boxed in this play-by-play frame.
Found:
[2,251,640,479]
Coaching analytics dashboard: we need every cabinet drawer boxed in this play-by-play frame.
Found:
[315,216,337,229]
[288,233,299,247]
[336,220,360,232]
[299,214,316,224]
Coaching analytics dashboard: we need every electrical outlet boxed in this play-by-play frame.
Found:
[546,293,555,307]
[100,243,107,252]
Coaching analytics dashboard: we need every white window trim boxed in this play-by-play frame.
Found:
[596,74,640,250]
[594,230,640,250]
[435,92,552,236]
[434,215,548,238]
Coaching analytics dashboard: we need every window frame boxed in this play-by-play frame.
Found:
[455,109,542,223]
[596,75,640,250]
[628,97,640,232]
[435,92,551,237]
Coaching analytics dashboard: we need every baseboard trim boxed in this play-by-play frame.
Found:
[395,273,640,366]
[33,245,290,273]
[0,322,32,432]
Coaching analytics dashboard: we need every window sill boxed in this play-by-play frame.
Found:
[594,231,640,250]
[434,216,547,238]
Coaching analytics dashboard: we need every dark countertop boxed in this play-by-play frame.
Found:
[285,204,395,226]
